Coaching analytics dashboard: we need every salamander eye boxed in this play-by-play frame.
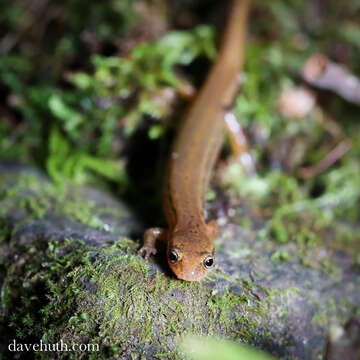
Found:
[169,249,179,264]
[203,255,214,269]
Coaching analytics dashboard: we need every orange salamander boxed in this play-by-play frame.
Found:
[139,0,251,281]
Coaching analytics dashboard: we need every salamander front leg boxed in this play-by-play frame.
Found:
[138,227,168,259]
[206,219,219,238]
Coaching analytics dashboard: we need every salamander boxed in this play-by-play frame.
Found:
[139,0,251,281]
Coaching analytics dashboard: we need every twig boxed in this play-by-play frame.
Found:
[302,54,360,105]
[224,112,255,175]
[298,138,352,179]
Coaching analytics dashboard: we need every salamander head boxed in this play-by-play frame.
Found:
[167,222,218,281]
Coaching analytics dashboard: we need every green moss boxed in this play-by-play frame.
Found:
[208,290,254,336]
[1,228,280,359]
[0,172,121,231]
[270,250,289,262]
[1,201,356,359]
[223,161,360,274]
[311,297,337,327]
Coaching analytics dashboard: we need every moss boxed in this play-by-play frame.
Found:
[1,171,357,359]
[270,251,289,263]
[264,287,301,320]
[1,230,281,359]
[224,165,359,275]
[311,297,337,328]
[207,290,256,337]
[61,198,112,231]
[0,172,120,231]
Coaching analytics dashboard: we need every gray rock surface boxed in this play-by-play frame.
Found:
[0,163,359,359]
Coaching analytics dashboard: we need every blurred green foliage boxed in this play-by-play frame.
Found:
[0,1,214,185]
[0,0,360,255]
[225,0,360,253]
[0,0,137,59]
[182,336,275,360]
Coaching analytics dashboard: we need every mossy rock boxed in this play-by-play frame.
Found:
[0,163,359,359]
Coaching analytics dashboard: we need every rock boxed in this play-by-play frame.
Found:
[0,163,359,359]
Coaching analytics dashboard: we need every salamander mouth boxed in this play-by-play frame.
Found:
[174,268,209,282]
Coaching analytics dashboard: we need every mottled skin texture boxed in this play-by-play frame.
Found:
[139,0,251,281]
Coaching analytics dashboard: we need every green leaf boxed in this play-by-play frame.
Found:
[182,336,275,360]
[48,95,84,133]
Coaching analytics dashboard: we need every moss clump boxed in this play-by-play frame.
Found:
[1,235,274,359]
[0,171,121,231]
